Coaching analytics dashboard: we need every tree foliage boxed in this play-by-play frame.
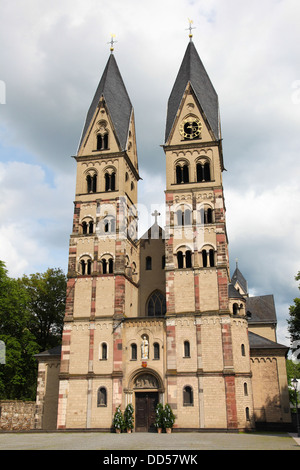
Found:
[287,271,300,359]
[21,268,67,351]
[0,261,67,400]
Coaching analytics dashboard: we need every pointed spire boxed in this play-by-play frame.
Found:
[78,51,132,152]
[165,40,220,143]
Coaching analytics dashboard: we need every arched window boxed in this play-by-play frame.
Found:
[177,249,192,269]
[241,344,246,356]
[201,248,215,268]
[86,174,92,193]
[199,207,214,225]
[82,221,88,234]
[108,258,114,274]
[196,161,211,182]
[183,386,194,406]
[102,259,107,274]
[202,250,207,268]
[153,343,160,360]
[105,172,116,191]
[233,303,239,315]
[244,382,248,396]
[177,251,184,269]
[100,343,107,360]
[206,208,213,224]
[245,407,250,421]
[175,163,189,184]
[184,341,190,358]
[186,250,192,268]
[209,249,215,267]
[176,165,182,184]
[183,164,189,183]
[97,134,106,150]
[87,259,92,275]
[147,290,166,317]
[86,173,97,193]
[79,257,92,275]
[101,256,114,274]
[184,208,192,225]
[98,134,107,150]
[82,219,94,235]
[96,121,109,151]
[175,205,192,226]
[176,209,183,226]
[131,343,137,360]
[97,387,107,407]
[103,216,115,234]
[80,259,86,275]
[146,256,152,270]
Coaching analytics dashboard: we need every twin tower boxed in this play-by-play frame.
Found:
[52,38,254,431]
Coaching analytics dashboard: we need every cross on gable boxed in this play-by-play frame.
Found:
[151,210,160,225]
[108,34,117,53]
[186,19,196,40]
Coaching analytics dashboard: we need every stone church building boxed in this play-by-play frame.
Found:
[35,37,291,432]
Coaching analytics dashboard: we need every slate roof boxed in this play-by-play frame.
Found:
[228,283,245,300]
[78,53,133,152]
[246,295,277,324]
[248,331,288,352]
[231,267,248,294]
[165,40,220,143]
[35,345,61,358]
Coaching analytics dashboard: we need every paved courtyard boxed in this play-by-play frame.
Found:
[0,431,299,451]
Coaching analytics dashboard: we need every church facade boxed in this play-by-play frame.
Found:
[35,38,291,432]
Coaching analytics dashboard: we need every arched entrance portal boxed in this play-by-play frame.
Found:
[129,370,163,432]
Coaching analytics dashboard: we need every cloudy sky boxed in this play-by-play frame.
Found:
[0,0,299,346]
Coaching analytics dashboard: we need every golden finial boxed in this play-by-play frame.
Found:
[186,19,195,41]
[108,33,117,53]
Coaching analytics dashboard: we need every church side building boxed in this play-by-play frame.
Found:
[35,38,291,432]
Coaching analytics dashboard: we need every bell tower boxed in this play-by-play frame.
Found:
[164,36,228,318]
[163,35,249,430]
[57,45,140,429]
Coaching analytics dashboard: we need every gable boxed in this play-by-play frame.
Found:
[166,83,216,146]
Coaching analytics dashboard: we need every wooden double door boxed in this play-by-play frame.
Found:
[135,392,158,432]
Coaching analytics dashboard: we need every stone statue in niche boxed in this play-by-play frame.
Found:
[141,335,149,359]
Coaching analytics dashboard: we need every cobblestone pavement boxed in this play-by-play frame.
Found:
[0,431,299,451]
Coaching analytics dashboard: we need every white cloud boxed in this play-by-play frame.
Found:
[0,161,73,277]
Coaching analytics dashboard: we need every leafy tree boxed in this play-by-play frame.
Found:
[0,262,67,400]
[287,271,300,361]
[286,359,300,409]
[0,261,39,399]
[20,268,67,351]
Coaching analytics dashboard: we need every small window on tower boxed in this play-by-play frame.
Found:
[146,256,152,270]
[184,341,190,358]
[86,173,97,193]
[104,171,116,191]
[153,343,160,360]
[131,343,137,360]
